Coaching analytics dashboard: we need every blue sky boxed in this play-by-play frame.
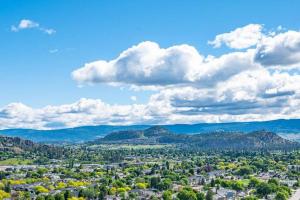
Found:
[1,0,300,129]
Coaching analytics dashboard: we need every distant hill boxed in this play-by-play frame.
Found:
[0,125,148,143]
[99,126,172,144]
[0,135,62,157]
[0,119,299,143]
[93,126,300,150]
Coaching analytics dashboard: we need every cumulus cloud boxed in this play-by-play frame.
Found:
[255,30,300,66]
[2,24,300,129]
[72,41,259,87]
[208,24,263,49]
[11,19,56,35]
[1,68,300,129]
[158,70,300,116]
[72,41,203,86]
[0,99,149,129]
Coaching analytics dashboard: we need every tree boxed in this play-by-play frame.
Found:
[249,177,260,188]
[275,192,287,200]
[45,195,55,200]
[256,182,276,197]
[64,190,72,200]
[158,178,172,191]
[189,168,194,175]
[210,179,215,187]
[166,161,170,170]
[36,196,46,200]
[34,186,49,194]
[136,182,147,189]
[196,192,205,200]
[78,189,84,198]
[177,189,197,200]
[54,193,65,200]
[0,190,11,200]
[200,178,205,185]
[162,190,172,200]
[243,196,258,200]
[268,179,279,186]
[4,183,11,193]
[205,190,213,200]
[236,166,253,176]
[150,176,161,189]
[232,181,244,191]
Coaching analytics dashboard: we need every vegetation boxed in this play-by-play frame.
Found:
[0,126,299,199]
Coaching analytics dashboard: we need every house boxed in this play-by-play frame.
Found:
[288,165,300,172]
[208,170,226,180]
[280,179,297,187]
[189,175,205,186]
[214,188,236,200]
[129,189,157,199]
[106,195,121,200]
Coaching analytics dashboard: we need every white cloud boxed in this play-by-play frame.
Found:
[72,41,204,86]
[130,96,137,101]
[72,41,259,87]
[255,30,300,66]
[208,24,263,49]
[11,19,56,35]
[0,99,149,129]
[2,24,300,129]
[11,19,39,31]
[1,68,300,129]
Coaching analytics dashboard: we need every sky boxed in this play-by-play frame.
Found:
[1,0,300,129]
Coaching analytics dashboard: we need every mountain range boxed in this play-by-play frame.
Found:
[93,126,300,150]
[1,126,299,152]
[0,119,299,143]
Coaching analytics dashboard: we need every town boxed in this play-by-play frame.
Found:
[0,144,299,200]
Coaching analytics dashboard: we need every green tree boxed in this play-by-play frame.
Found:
[236,166,253,176]
[243,196,258,200]
[205,190,213,200]
[54,193,65,200]
[158,178,172,191]
[45,195,55,200]
[177,189,197,200]
[210,179,215,187]
[275,192,287,200]
[150,176,161,189]
[162,190,172,200]
[4,183,11,193]
[36,196,46,200]
[197,192,205,200]
[256,182,276,197]
[64,190,72,200]
[268,179,279,186]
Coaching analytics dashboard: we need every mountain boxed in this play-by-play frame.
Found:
[0,125,148,143]
[0,119,299,143]
[99,126,172,144]
[93,126,300,150]
[0,135,62,157]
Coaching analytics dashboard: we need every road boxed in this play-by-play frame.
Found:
[290,188,300,200]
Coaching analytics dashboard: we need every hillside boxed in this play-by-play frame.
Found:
[0,119,299,143]
[0,135,63,158]
[0,125,148,143]
[94,126,300,150]
[99,126,172,144]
